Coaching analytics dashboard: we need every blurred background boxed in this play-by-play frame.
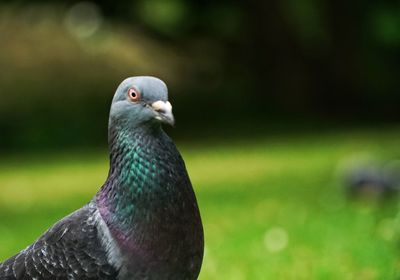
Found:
[0,0,400,279]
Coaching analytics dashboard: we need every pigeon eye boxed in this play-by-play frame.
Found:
[128,87,141,102]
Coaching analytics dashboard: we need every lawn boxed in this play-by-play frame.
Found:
[0,127,399,279]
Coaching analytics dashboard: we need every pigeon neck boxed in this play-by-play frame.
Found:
[96,123,183,245]
[95,122,203,278]
[99,123,166,208]
[107,124,162,168]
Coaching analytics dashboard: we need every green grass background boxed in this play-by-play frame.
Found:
[1,127,400,279]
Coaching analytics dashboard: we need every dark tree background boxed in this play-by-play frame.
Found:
[0,0,399,150]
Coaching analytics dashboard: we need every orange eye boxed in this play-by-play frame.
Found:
[128,87,141,102]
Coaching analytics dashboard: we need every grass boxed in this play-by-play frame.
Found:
[1,127,400,279]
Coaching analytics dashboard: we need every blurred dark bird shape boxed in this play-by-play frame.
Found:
[345,161,400,199]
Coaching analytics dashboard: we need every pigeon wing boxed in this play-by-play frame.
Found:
[0,203,118,280]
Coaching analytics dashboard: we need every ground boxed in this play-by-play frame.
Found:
[0,127,399,279]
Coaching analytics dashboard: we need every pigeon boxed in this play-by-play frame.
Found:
[0,76,204,280]
[345,162,400,199]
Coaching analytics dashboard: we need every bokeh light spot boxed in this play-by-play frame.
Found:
[264,227,289,253]
[64,2,103,39]
[377,218,395,241]
[137,0,187,35]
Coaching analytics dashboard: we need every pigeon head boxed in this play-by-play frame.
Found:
[109,76,174,129]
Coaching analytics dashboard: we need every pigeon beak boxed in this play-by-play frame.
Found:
[151,101,175,126]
